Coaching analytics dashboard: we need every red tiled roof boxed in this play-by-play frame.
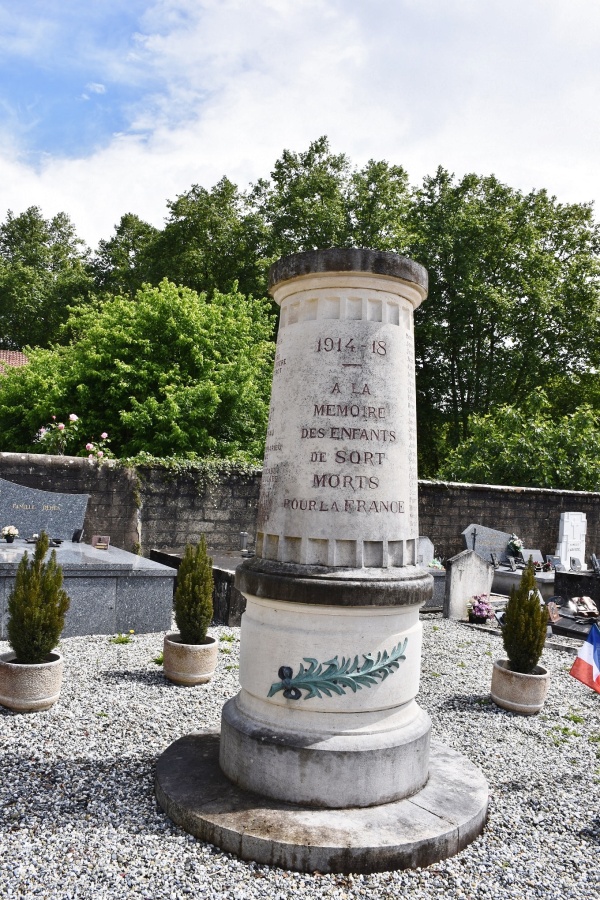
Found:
[0,351,28,374]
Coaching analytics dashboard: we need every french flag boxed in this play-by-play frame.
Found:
[570,623,600,694]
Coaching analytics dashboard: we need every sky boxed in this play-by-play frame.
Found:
[1,0,599,250]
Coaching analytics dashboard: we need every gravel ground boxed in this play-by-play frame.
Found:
[1,614,599,900]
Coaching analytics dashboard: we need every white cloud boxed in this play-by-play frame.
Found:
[1,0,599,247]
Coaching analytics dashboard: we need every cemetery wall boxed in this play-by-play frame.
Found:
[0,454,597,560]
[418,480,600,561]
[0,454,260,555]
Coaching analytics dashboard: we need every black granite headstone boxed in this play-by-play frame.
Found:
[0,477,88,540]
[461,523,512,564]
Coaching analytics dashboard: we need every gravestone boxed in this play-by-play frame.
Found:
[556,511,587,570]
[156,248,488,873]
[521,548,544,565]
[418,535,435,566]
[462,523,512,564]
[0,477,88,540]
[443,549,494,619]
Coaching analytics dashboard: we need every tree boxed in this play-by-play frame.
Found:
[437,394,600,491]
[0,207,94,349]
[90,213,160,299]
[408,169,600,473]
[147,178,268,299]
[0,280,275,460]
[251,137,352,258]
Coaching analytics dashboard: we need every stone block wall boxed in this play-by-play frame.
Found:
[418,480,600,562]
[0,454,597,562]
[135,465,260,553]
[0,453,140,551]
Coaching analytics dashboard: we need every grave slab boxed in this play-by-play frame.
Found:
[556,511,587,570]
[0,540,176,638]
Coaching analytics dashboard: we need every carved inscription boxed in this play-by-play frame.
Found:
[279,331,408,516]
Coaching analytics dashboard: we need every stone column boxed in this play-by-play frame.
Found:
[220,248,433,808]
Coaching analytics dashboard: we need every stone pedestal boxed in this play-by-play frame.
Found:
[156,249,488,871]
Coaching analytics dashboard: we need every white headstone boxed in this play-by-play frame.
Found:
[418,535,435,567]
[443,549,494,619]
[555,511,587,570]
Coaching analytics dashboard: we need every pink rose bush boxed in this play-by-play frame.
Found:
[35,416,112,460]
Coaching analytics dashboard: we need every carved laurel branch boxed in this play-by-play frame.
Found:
[267,638,408,701]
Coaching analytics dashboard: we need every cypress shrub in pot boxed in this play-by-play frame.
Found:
[0,531,71,712]
[163,536,218,685]
[491,559,550,715]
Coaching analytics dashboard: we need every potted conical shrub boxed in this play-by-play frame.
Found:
[163,536,218,685]
[0,531,71,712]
[491,558,550,715]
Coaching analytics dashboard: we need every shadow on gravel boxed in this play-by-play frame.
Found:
[579,817,600,845]
[101,669,166,686]
[0,751,162,830]
[438,693,498,712]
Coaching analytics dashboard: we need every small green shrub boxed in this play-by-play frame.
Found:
[502,559,548,674]
[7,531,70,664]
[174,536,214,644]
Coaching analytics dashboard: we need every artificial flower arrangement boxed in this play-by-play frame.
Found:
[468,594,494,622]
[507,533,523,556]
[2,526,19,538]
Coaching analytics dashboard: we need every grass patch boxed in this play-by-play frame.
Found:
[110,632,134,645]
[152,651,164,666]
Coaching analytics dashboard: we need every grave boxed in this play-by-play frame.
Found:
[0,476,88,539]
[461,522,512,564]
[443,549,494,619]
[555,511,587,570]
[460,521,558,599]
[156,248,488,872]
[418,536,435,566]
[0,479,175,636]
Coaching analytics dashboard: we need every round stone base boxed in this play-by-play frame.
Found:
[155,732,488,874]
[220,695,431,808]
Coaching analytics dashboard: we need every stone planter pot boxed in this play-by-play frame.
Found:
[163,633,218,686]
[0,651,64,712]
[5,535,15,543]
[490,658,550,716]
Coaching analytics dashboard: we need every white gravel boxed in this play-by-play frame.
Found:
[1,614,599,900]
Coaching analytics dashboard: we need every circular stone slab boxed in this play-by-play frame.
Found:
[155,733,488,874]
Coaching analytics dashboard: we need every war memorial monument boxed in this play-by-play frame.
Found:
[156,248,489,873]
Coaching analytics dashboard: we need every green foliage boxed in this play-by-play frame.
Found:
[147,178,269,299]
[2,140,600,484]
[0,207,94,349]
[0,280,275,460]
[438,394,600,490]
[408,169,600,473]
[110,632,134,645]
[7,532,70,664]
[90,213,159,299]
[174,536,214,645]
[502,560,548,674]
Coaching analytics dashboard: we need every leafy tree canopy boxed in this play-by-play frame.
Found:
[437,393,600,491]
[408,168,600,473]
[0,207,94,349]
[0,280,275,460]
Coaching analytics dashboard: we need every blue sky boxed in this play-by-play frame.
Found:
[1,0,599,248]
